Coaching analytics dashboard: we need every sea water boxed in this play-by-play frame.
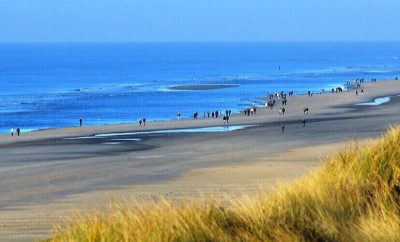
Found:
[0,42,399,133]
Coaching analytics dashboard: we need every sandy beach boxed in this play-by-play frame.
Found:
[1,79,400,241]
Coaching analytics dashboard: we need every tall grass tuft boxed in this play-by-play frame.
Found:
[46,126,400,241]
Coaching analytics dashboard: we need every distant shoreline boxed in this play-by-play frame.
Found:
[1,78,399,143]
[168,84,240,91]
[1,79,395,136]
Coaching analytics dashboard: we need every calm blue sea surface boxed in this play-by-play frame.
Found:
[0,42,399,133]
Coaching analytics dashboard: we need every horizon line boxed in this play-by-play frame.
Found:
[1,40,400,44]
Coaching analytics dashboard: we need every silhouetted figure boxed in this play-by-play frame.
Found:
[16,128,20,136]
[143,118,146,126]
[79,118,83,127]
[139,119,142,126]
[10,128,14,136]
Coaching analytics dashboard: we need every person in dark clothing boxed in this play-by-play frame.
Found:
[143,118,146,126]
[79,118,83,127]
[16,128,20,136]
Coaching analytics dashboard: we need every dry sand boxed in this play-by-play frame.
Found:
[0,80,400,241]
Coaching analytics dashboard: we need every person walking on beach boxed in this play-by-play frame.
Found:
[143,118,146,126]
[10,128,14,136]
[79,118,83,127]
[16,128,20,136]
[281,124,285,133]
[177,113,181,120]
[139,119,142,126]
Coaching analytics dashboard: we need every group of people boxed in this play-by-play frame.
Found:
[243,107,256,116]
[10,128,21,136]
[139,118,147,126]
[190,110,233,120]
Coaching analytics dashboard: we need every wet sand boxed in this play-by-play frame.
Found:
[0,80,400,241]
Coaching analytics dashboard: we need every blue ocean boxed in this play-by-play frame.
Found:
[0,42,399,133]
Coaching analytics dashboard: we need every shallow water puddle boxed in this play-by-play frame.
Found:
[94,125,255,138]
[356,96,391,106]
[64,125,255,144]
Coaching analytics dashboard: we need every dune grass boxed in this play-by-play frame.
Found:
[46,126,400,242]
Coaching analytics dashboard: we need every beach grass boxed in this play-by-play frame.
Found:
[46,126,400,242]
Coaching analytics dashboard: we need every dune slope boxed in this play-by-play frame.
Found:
[46,126,400,242]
